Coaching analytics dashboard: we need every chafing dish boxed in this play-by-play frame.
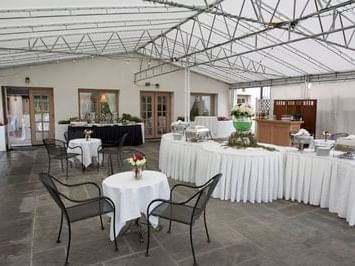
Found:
[185,126,212,142]
[171,121,190,141]
[171,121,189,133]
[290,134,313,151]
[335,136,355,159]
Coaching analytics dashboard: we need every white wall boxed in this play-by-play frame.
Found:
[0,56,230,128]
[271,79,355,137]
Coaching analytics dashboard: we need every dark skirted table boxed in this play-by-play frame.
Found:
[68,124,143,146]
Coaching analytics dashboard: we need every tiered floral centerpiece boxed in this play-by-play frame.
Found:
[228,104,276,151]
[127,152,146,179]
[230,103,254,133]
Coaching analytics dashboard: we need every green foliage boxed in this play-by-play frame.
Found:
[227,132,277,151]
[101,102,112,114]
[119,113,143,123]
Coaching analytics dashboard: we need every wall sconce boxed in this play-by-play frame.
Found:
[100,95,108,103]
[25,77,30,84]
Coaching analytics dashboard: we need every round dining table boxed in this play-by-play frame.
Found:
[67,138,101,168]
[102,170,170,240]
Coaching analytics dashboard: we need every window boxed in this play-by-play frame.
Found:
[190,93,216,121]
[78,89,119,120]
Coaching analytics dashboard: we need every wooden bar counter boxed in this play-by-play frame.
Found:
[255,119,304,146]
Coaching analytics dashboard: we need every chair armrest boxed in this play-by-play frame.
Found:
[146,198,194,214]
[51,176,101,197]
[67,145,83,154]
[170,183,202,200]
[57,191,109,205]
[97,145,102,152]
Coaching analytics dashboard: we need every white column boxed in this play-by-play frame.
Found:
[184,66,191,122]
[187,67,191,122]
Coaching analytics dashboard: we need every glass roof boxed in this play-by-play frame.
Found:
[0,0,354,84]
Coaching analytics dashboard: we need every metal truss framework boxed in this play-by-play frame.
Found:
[136,0,355,83]
[0,1,355,85]
[230,70,355,89]
[0,5,195,68]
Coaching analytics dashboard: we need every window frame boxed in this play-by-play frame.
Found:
[78,88,119,120]
[190,93,217,120]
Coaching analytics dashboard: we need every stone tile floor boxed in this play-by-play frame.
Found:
[1,141,355,266]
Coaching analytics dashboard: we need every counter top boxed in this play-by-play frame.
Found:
[255,119,304,124]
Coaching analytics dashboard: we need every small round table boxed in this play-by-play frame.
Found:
[68,138,101,168]
[102,170,170,240]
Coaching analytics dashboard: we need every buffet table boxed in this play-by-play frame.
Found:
[284,150,355,225]
[160,133,284,203]
[159,133,355,226]
[194,116,234,138]
[67,123,144,146]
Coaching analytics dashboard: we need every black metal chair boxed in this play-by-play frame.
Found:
[64,131,69,145]
[97,133,128,174]
[330,132,349,140]
[43,138,84,178]
[38,173,118,265]
[145,173,222,266]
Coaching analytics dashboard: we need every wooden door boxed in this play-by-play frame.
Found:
[140,92,171,139]
[29,88,55,145]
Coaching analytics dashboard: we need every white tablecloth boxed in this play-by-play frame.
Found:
[159,133,211,183]
[195,141,284,203]
[216,120,235,139]
[160,133,284,203]
[68,138,101,167]
[284,150,355,225]
[159,133,355,226]
[102,170,170,240]
[194,116,234,139]
[194,116,218,137]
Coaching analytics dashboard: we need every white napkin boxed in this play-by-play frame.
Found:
[294,128,311,136]
[344,135,355,140]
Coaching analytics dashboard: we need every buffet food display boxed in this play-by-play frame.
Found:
[171,121,190,140]
[289,128,313,151]
[335,135,355,159]
[185,125,212,142]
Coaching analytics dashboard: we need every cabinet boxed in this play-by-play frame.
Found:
[256,119,304,146]
[273,99,317,136]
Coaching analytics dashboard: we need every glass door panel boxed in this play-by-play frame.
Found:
[141,92,171,139]
[30,88,54,145]
[141,93,155,138]
[156,95,169,136]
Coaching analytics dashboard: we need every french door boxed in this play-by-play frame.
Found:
[140,92,172,139]
[29,88,55,145]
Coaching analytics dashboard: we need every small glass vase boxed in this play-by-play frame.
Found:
[133,167,143,179]
[233,117,252,133]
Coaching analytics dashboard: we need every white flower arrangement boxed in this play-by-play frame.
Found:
[230,103,255,118]
[127,153,146,167]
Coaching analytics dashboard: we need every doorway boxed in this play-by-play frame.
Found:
[2,86,55,147]
[140,91,172,139]
[29,88,55,145]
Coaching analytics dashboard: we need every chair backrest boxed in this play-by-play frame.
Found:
[38,173,66,212]
[118,133,128,148]
[330,132,349,141]
[64,131,69,144]
[43,138,67,157]
[193,173,222,216]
